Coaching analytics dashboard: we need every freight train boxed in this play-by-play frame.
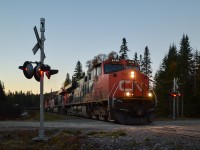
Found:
[45,58,157,124]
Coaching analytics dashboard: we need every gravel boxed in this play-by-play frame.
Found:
[80,129,200,150]
[0,119,200,149]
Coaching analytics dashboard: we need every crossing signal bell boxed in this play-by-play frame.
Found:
[34,64,42,82]
[19,62,58,82]
[34,64,58,82]
[18,61,34,79]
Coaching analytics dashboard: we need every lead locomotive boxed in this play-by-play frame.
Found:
[45,58,157,124]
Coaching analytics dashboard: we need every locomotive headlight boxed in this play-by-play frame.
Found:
[126,92,131,97]
[130,71,135,78]
[148,92,153,97]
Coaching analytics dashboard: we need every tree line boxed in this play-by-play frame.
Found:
[1,35,199,118]
[0,81,40,118]
[63,37,153,87]
[154,34,200,117]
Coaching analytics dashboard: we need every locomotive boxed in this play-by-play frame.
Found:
[45,58,157,124]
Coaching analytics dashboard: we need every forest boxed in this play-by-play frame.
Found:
[0,34,200,118]
[154,34,200,117]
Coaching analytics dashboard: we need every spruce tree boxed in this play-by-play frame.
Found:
[191,50,200,116]
[176,34,193,116]
[134,52,138,62]
[73,61,85,81]
[154,55,170,117]
[165,44,178,82]
[139,54,142,66]
[0,81,6,102]
[177,34,193,81]
[119,38,129,59]
[177,35,193,93]
[141,46,152,78]
[63,73,71,88]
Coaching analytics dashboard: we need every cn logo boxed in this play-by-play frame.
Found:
[119,80,133,92]
[135,83,142,92]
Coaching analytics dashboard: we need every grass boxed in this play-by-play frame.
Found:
[0,129,83,150]
[0,129,128,150]
[0,129,126,150]
[24,110,66,121]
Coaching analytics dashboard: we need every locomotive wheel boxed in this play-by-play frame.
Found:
[146,112,155,123]
[103,115,108,121]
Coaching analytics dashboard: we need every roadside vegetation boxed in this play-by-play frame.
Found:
[0,129,128,150]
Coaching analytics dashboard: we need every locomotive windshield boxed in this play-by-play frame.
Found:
[126,65,140,71]
[104,64,124,74]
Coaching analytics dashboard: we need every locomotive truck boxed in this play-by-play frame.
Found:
[45,58,157,124]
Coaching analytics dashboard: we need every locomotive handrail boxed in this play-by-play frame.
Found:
[108,82,119,108]
[112,83,120,107]
[151,88,157,107]
[108,82,119,99]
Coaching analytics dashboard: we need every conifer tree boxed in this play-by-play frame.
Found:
[177,34,193,82]
[165,44,178,81]
[191,50,200,96]
[154,34,200,117]
[139,54,142,66]
[119,38,129,59]
[63,73,71,88]
[134,52,138,62]
[141,46,152,78]
[73,61,85,81]
[177,35,193,116]
[0,81,6,102]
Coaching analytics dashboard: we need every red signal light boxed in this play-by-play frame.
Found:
[171,93,177,97]
[169,92,181,97]
[40,70,44,76]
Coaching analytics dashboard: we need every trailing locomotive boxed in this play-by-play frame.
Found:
[45,58,157,124]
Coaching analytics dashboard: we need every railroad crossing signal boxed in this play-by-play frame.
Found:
[18,18,59,141]
[34,64,58,82]
[169,92,181,97]
[19,62,58,82]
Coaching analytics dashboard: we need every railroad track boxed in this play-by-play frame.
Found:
[151,126,200,139]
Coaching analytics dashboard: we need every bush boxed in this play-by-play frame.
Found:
[0,102,22,119]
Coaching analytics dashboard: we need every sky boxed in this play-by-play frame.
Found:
[0,0,200,94]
